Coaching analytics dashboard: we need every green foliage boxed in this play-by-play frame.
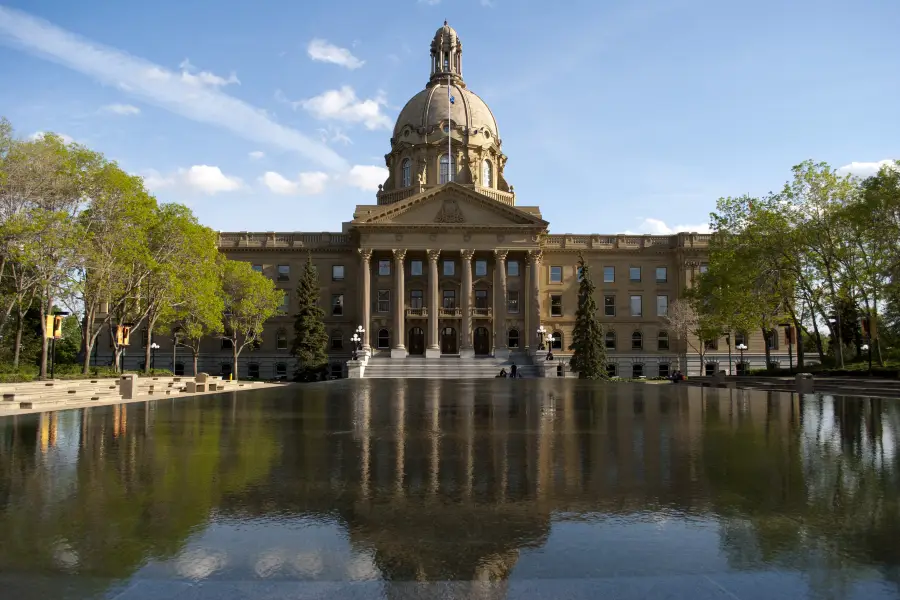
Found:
[568,254,607,379]
[291,254,329,382]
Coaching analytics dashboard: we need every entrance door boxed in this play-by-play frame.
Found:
[408,327,425,355]
[473,327,490,355]
[440,327,458,354]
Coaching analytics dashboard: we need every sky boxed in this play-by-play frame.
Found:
[0,0,898,235]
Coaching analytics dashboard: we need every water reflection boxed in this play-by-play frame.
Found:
[0,382,899,599]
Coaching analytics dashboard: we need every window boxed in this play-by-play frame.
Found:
[332,265,345,281]
[705,362,717,376]
[277,264,290,281]
[705,338,719,351]
[737,361,749,375]
[507,290,519,313]
[606,363,617,377]
[331,331,343,350]
[443,260,455,276]
[550,266,562,283]
[735,332,747,347]
[278,290,290,313]
[439,153,456,184]
[603,266,615,283]
[605,331,616,350]
[630,295,642,317]
[275,362,287,378]
[252,264,263,273]
[331,294,344,316]
[410,260,423,276]
[550,331,562,350]
[276,329,288,350]
[482,159,492,187]
[475,289,489,309]
[377,329,390,349]
[248,363,260,379]
[577,266,584,282]
[174,362,185,376]
[443,290,456,309]
[656,267,667,283]
[401,158,411,188]
[221,335,233,350]
[508,329,520,348]
[657,331,669,350]
[410,290,424,309]
[656,295,668,317]
[658,363,670,378]
[330,363,343,379]
[550,294,562,316]
[141,330,149,348]
[604,295,615,316]
[507,261,519,277]
[377,290,390,313]
[699,264,709,274]
[766,330,779,350]
[378,260,391,276]
[632,364,644,378]
[629,266,641,282]
[632,331,643,350]
[221,363,233,378]
[475,260,487,277]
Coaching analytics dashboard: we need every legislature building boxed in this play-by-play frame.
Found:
[112,23,791,379]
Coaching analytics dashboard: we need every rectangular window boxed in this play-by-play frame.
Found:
[550,266,562,283]
[630,295,642,317]
[475,289,489,309]
[603,266,615,283]
[507,261,519,277]
[279,291,290,313]
[141,329,149,348]
[658,363,669,378]
[604,295,615,316]
[332,265,345,281]
[443,260,455,276]
[699,263,709,274]
[507,290,519,313]
[332,294,344,316]
[442,290,456,309]
[331,335,343,350]
[767,330,779,350]
[378,260,391,276]
[577,266,584,282]
[252,264,263,273]
[410,260,423,276]
[377,290,390,313]
[705,339,719,351]
[629,266,641,282]
[658,333,669,351]
[410,290,424,309]
[277,264,290,281]
[550,294,562,317]
[475,260,487,277]
[656,295,668,317]
[656,267,667,283]
[275,363,287,377]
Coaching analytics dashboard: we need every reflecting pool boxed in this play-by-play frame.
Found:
[1,380,900,599]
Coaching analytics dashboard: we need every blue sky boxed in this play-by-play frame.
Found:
[0,0,897,235]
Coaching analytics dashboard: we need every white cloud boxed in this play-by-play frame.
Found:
[0,6,347,171]
[317,126,353,145]
[248,150,265,160]
[346,165,387,191]
[100,103,140,115]
[307,39,364,70]
[836,159,898,178]
[178,58,240,87]
[259,171,328,195]
[142,165,243,195]
[625,218,710,235]
[297,86,391,130]
[29,130,74,144]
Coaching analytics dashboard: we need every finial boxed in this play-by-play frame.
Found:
[444,19,448,26]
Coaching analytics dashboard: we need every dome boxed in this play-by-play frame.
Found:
[393,83,500,140]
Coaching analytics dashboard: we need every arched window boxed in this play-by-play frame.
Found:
[632,363,644,378]
[606,363,617,378]
[377,328,390,349]
[632,331,643,350]
[605,331,616,350]
[508,328,520,349]
[276,328,288,350]
[482,160,492,187]
[657,331,669,351]
[439,153,456,184]
[401,158,411,188]
[331,330,343,350]
[551,331,563,350]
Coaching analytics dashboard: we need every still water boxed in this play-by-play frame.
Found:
[1,380,899,599]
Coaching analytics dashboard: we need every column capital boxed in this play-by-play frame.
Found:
[493,249,508,261]
[393,248,407,261]
[460,249,475,261]
[528,249,543,263]
[427,249,441,262]
[358,247,373,262]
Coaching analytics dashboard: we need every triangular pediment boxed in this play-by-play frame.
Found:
[352,183,547,228]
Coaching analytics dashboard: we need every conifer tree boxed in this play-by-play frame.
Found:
[568,254,608,379]
[291,254,329,381]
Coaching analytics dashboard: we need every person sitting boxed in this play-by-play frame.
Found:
[497,368,508,378]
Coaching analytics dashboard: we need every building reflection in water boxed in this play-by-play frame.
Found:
[0,383,898,599]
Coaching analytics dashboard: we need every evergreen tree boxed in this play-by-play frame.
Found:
[568,254,608,379]
[291,254,329,381]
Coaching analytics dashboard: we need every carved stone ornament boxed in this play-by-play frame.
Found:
[434,198,465,223]
[358,248,373,262]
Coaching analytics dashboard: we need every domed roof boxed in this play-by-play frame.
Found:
[393,82,499,140]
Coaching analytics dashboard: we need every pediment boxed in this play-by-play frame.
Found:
[352,184,547,228]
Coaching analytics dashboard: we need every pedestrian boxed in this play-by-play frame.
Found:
[511,362,517,378]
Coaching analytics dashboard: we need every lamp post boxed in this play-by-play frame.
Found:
[726,333,732,375]
[545,333,556,360]
[537,325,547,350]
[862,342,872,375]
[355,325,365,357]
[351,333,362,360]
[736,343,748,375]
[150,342,160,371]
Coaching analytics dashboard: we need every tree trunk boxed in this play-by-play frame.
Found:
[39,294,50,380]
[808,302,826,362]
[192,348,199,376]
[144,333,153,375]
[762,327,772,370]
[82,312,95,375]
[793,317,805,369]
[12,310,24,368]
[232,343,239,381]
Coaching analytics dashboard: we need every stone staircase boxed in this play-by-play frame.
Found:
[363,355,539,379]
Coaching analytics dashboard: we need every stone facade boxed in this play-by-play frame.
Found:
[97,23,792,378]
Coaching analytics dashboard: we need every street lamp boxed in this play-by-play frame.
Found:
[736,343,748,375]
[537,325,547,350]
[545,333,556,359]
[861,343,872,375]
[351,333,362,360]
[150,342,160,371]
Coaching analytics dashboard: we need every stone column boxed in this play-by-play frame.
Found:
[524,252,531,352]
[358,248,372,354]
[460,249,475,357]
[494,249,509,359]
[426,249,441,358]
[530,250,543,351]
[391,249,408,358]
